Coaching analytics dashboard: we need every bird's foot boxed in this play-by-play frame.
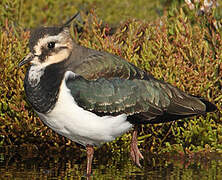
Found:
[130,130,144,167]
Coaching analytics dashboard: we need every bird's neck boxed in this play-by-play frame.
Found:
[24,61,67,113]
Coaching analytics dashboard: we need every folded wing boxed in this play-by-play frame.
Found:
[66,73,213,124]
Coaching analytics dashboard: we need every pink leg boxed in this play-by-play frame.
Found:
[130,129,144,167]
[86,145,94,176]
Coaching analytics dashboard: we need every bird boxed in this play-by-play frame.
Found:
[19,13,217,176]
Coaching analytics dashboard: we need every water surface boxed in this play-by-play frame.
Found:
[0,146,222,179]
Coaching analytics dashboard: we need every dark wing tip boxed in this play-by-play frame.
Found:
[198,97,217,112]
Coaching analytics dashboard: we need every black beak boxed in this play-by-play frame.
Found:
[18,53,34,67]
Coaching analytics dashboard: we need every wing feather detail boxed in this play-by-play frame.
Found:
[66,75,170,117]
[68,49,145,80]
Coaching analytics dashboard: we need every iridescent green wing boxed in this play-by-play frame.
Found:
[66,75,170,118]
[66,73,208,123]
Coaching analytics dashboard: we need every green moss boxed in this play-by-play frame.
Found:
[0,0,221,155]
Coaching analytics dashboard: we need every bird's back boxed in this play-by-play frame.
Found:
[65,50,217,124]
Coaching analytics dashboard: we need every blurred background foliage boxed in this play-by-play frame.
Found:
[0,0,222,157]
[0,0,178,28]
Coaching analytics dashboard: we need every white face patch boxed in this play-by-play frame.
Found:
[42,48,70,67]
[30,28,72,67]
[30,48,70,68]
[33,34,63,56]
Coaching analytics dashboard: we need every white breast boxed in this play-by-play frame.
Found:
[37,71,133,146]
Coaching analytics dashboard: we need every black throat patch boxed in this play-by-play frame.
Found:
[24,61,67,113]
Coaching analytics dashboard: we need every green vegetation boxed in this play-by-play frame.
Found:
[0,0,221,157]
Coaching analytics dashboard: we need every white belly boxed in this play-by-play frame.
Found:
[37,73,133,146]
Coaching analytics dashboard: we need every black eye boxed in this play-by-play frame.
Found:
[47,42,55,49]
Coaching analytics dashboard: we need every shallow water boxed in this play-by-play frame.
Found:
[0,146,222,179]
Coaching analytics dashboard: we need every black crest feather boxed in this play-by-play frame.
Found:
[62,12,80,28]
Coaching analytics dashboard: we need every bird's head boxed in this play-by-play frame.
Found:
[19,26,73,68]
[19,12,80,68]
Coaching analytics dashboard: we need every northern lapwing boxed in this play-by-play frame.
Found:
[19,13,217,176]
